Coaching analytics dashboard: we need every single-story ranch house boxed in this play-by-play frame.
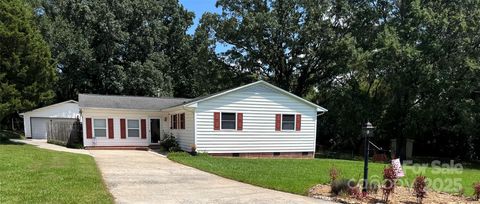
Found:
[79,81,327,157]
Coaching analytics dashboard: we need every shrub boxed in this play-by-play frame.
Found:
[331,179,357,196]
[329,166,339,182]
[190,144,197,156]
[382,165,397,203]
[348,185,362,199]
[413,175,427,203]
[366,180,379,194]
[474,182,480,200]
[160,132,180,152]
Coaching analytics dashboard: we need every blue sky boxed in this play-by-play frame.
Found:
[180,0,221,34]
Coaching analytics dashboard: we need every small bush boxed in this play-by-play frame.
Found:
[160,132,180,152]
[190,144,197,156]
[331,179,357,196]
[366,180,379,194]
[329,166,339,182]
[0,130,23,144]
[413,175,427,203]
[348,185,362,199]
[474,182,480,200]
[382,165,397,203]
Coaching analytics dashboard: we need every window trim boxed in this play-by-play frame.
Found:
[126,119,140,138]
[221,112,237,130]
[93,118,108,138]
[281,114,296,131]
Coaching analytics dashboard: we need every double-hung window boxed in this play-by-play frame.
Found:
[221,113,236,130]
[127,119,140,137]
[281,114,295,130]
[94,119,107,137]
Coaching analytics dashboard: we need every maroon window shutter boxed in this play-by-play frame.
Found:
[86,118,92,139]
[180,113,185,129]
[170,115,173,129]
[141,119,146,139]
[237,113,243,130]
[296,114,301,131]
[108,118,114,139]
[275,114,281,131]
[120,119,126,139]
[213,112,220,130]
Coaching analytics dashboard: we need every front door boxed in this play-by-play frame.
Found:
[150,119,160,143]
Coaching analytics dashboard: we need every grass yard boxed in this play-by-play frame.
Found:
[0,142,113,204]
[168,152,480,196]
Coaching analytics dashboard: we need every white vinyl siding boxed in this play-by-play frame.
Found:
[162,110,195,151]
[81,109,161,147]
[195,83,317,153]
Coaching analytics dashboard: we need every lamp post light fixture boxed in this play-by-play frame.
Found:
[362,121,375,196]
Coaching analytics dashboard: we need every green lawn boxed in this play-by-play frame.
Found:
[0,142,113,204]
[168,152,480,196]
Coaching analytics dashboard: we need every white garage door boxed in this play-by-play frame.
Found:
[30,118,50,139]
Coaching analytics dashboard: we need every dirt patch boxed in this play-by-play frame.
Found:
[308,184,478,203]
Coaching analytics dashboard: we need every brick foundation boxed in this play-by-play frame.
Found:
[209,152,314,158]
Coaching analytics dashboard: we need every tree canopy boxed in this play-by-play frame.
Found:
[0,0,55,126]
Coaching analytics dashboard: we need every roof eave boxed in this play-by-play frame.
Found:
[20,100,78,115]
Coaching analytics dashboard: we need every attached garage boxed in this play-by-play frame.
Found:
[20,100,80,139]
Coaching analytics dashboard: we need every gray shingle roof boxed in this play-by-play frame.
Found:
[78,94,192,110]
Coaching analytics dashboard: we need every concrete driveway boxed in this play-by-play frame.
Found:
[89,150,333,204]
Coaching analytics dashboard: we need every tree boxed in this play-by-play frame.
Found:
[200,0,359,96]
[30,0,196,99]
[0,0,56,127]
[319,0,480,159]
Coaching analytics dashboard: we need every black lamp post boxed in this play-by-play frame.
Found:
[362,122,375,195]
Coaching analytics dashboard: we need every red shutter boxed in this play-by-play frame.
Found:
[120,119,126,139]
[296,114,301,131]
[213,112,220,130]
[170,115,172,129]
[141,119,146,139]
[86,118,92,139]
[275,114,281,131]
[108,118,114,139]
[237,113,243,131]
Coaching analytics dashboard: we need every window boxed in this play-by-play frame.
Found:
[94,119,107,137]
[221,113,236,130]
[172,114,178,129]
[282,114,295,130]
[127,119,140,137]
[180,113,185,129]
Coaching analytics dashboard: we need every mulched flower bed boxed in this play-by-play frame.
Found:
[308,184,478,204]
